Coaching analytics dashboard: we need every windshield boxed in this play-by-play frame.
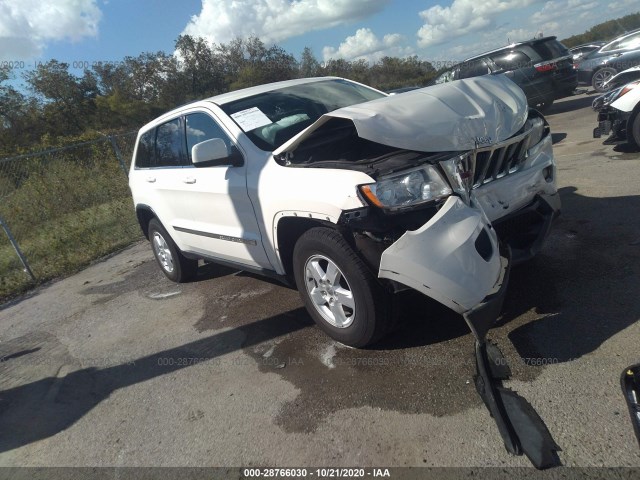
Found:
[220,79,386,151]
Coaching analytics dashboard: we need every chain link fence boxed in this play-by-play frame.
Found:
[0,132,143,301]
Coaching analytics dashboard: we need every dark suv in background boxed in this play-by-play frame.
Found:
[432,36,577,110]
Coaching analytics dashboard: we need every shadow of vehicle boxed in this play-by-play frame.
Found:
[502,186,640,362]
[546,95,595,115]
[551,133,567,145]
[613,143,640,154]
[0,308,311,453]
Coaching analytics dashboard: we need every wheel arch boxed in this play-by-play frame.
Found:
[275,215,338,277]
[135,204,159,239]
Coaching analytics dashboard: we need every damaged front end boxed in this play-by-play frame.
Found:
[276,75,562,468]
[593,80,640,145]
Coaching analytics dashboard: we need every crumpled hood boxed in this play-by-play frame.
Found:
[274,74,528,156]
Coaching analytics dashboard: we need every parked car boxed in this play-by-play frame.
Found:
[569,42,605,61]
[129,76,560,348]
[603,65,640,91]
[576,29,640,92]
[430,36,577,111]
[593,79,640,148]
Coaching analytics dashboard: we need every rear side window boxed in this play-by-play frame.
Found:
[135,129,155,168]
[155,118,186,167]
[185,113,234,162]
[490,51,531,71]
[602,31,640,52]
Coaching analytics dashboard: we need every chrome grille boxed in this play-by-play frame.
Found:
[471,130,532,188]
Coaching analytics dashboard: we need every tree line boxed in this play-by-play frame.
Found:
[0,36,436,156]
[2,11,638,156]
[560,12,640,47]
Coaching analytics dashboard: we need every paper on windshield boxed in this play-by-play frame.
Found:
[231,107,272,132]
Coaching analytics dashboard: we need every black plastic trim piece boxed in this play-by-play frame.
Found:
[181,251,292,287]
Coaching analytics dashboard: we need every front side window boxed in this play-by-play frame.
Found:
[155,118,185,167]
[185,113,234,162]
[220,79,386,151]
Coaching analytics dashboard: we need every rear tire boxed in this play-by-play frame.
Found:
[148,218,198,282]
[592,67,617,93]
[293,227,391,348]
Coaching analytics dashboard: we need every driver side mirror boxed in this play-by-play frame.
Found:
[192,138,244,167]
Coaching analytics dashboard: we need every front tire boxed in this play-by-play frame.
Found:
[148,218,198,282]
[293,227,391,348]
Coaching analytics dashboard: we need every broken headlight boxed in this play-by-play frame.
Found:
[359,164,452,211]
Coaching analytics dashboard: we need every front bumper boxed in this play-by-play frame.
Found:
[378,192,559,316]
[593,106,631,145]
[378,196,502,314]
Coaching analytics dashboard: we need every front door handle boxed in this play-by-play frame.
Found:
[146,176,156,183]
[183,177,196,184]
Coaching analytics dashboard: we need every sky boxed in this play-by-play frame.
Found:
[0,0,638,75]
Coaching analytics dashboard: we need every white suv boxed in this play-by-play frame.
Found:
[129,76,560,347]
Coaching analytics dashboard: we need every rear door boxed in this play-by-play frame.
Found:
[130,118,194,249]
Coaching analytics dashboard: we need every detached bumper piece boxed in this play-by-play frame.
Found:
[463,246,562,469]
[621,364,640,448]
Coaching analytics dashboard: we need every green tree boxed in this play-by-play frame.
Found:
[23,60,98,136]
[299,47,320,78]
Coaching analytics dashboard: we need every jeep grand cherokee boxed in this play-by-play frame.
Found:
[129,76,560,348]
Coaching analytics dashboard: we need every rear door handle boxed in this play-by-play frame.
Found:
[183,177,196,184]
[146,176,156,183]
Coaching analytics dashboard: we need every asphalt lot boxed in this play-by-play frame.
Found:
[1,92,640,470]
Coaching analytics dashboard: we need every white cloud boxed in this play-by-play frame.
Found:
[0,0,102,60]
[420,0,614,62]
[322,28,413,62]
[532,0,598,24]
[182,0,390,45]
[417,0,537,48]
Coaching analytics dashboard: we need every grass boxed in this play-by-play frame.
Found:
[0,198,142,302]
[0,134,143,303]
